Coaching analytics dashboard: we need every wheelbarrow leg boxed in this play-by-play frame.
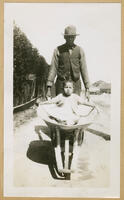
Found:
[64,138,71,180]
[71,129,80,172]
[54,127,63,172]
[64,139,69,169]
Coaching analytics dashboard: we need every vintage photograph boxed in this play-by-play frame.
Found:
[4,2,121,198]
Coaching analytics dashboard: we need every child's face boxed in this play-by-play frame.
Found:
[64,82,73,96]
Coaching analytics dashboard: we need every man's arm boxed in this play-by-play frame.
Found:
[47,48,59,87]
[46,48,59,99]
[79,47,90,100]
[79,47,90,89]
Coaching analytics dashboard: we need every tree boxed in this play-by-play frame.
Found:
[13,25,49,107]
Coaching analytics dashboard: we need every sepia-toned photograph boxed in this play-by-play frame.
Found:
[4,2,121,198]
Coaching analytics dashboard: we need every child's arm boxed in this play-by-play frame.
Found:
[83,100,101,114]
[39,99,56,105]
[37,94,62,106]
[75,95,94,107]
[81,101,95,108]
[76,95,94,107]
[76,95,100,114]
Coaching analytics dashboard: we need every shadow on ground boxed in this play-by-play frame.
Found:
[27,139,65,180]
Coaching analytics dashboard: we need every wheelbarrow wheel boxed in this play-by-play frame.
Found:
[64,173,71,180]
[51,126,57,147]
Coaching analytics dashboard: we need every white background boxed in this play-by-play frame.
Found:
[4,3,121,198]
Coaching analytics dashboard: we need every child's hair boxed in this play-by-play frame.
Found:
[63,80,74,88]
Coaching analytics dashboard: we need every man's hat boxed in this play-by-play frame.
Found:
[63,25,79,36]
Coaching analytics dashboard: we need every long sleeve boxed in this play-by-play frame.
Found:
[47,48,59,87]
[79,47,90,89]
[48,94,61,104]
[75,94,95,107]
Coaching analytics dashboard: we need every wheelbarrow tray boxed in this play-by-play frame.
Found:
[38,103,98,131]
[43,119,92,131]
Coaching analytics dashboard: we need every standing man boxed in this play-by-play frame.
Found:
[46,25,90,100]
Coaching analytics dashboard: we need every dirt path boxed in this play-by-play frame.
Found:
[13,105,110,188]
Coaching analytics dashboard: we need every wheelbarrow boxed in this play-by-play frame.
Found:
[37,103,98,180]
[44,120,92,180]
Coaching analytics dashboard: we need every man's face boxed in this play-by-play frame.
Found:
[64,82,73,96]
[64,35,76,47]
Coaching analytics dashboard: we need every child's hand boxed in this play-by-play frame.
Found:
[56,100,64,106]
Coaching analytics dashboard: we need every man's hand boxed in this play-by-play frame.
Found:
[85,89,90,101]
[46,87,52,100]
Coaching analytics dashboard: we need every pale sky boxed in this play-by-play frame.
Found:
[5,3,121,83]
